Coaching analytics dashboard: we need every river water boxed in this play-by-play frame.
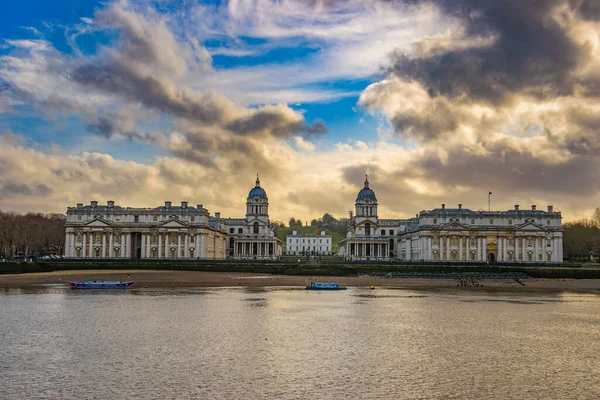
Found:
[1,286,599,399]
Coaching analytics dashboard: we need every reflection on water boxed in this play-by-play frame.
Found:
[1,287,599,400]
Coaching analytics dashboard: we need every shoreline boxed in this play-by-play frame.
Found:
[0,270,599,292]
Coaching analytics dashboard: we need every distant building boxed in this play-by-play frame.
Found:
[210,175,282,260]
[64,175,282,260]
[64,201,227,259]
[286,230,332,255]
[338,176,564,263]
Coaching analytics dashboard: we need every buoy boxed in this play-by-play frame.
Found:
[369,286,375,290]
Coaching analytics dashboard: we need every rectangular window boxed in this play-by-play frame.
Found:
[238,228,243,234]
[389,230,394,235]
[471,219,475,224]
[134,215,139,223]
[433,218,437,224]
[508,220,512,225]
[490,219,494,224]
[230,228,234,234]
[546,220,550,225]
[153,216,158,221]
[77,215,82,221]
[191,216,195,222]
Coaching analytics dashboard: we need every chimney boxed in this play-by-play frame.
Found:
[293,230,297,235]
[458,204,462,210]
[76,203,83,209]
[181,201,188,208]
[90,200,98,207]
[548,205,554,213]
[215,212,221,219]
[165,201,171,208]
[514,204,519,211]
[441,204,445,210]
[532,205,537,211]
[107,200,114,207]
[197,204,203,210]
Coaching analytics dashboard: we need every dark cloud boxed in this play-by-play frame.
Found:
[0,181,53,197]
[391,0,590,104]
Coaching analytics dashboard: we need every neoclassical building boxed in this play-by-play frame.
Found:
[64,201,227,259]
[286,230,332,255]
[64,176,281,260]
[339,177,564,263]
[212,175,282,260]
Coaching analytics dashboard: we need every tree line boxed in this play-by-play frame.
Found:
[0,211,65,258]
[563,208,600,262]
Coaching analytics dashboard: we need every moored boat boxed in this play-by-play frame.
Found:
[305,282,347,291]
[69,281,134,289]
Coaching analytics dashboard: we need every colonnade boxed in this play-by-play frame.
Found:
[233,240,277,259]
[65,230,214,259]
[399,232,563,263]
[347,242,390,259]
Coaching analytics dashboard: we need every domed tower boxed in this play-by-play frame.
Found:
[355,175,378,225]
[246,174,269,224]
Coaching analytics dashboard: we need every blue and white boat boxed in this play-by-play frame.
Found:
[70,281,134,289]
[305,282,347,291]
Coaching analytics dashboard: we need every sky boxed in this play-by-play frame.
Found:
[0,0,599,223]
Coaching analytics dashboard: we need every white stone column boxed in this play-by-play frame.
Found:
[515,235,519,262]
[176,233,181,258]
[82,233,86,258]
[477,237,482,261]
[522,237,527,261]
[439,236,443,261]
[140,233,146,259]
[158,234,162,258]
[184,234,189,258]
[120,234,125,258]
[101,233,106,258]
[558,236,563,263]
[147,234,152,258]
[164,233,170,258]
[459,236,463,261]
[534,236,539,263]
[126,233,131,258]
[482,237,487,262]
[109,233,113,258]
[446,236,450,261]
[89,232,94,258]
[466,236,470,261]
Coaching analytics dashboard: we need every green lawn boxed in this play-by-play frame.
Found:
[275,226,345,249]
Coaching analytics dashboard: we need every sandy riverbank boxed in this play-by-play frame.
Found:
[0,270,599,292]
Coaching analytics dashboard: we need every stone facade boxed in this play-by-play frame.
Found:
[339,176,564,263]
[211,176,282,260]
[64,201,227,259]
[286,230,332,255]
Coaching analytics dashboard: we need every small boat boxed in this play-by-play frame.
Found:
[305,282,347,291]
[70,281,134,289]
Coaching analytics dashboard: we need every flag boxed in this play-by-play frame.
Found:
[489,191,492,195]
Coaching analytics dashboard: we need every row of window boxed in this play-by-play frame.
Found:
[77,214,197,223]
[433,218,553,226]
[288,239,330,244]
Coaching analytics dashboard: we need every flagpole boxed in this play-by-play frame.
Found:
[488,191,492,211]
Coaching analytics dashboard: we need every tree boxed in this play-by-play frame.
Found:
[288,217,296,227]
[310,219,318,227]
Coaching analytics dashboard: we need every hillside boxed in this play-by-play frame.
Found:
[275,226,345,249]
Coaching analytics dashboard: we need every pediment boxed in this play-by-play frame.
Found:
[85,218,111,227]
[160,219,187,228]
[440,221,469,230]
[515,222,544,231]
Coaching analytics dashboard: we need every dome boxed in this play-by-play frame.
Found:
[248,174,267,200]
[356,175,377,202]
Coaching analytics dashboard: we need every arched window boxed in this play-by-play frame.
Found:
[365,223,371,236]
[253,222,259,234]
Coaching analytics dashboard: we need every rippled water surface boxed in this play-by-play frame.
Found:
[1,286,600,399]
